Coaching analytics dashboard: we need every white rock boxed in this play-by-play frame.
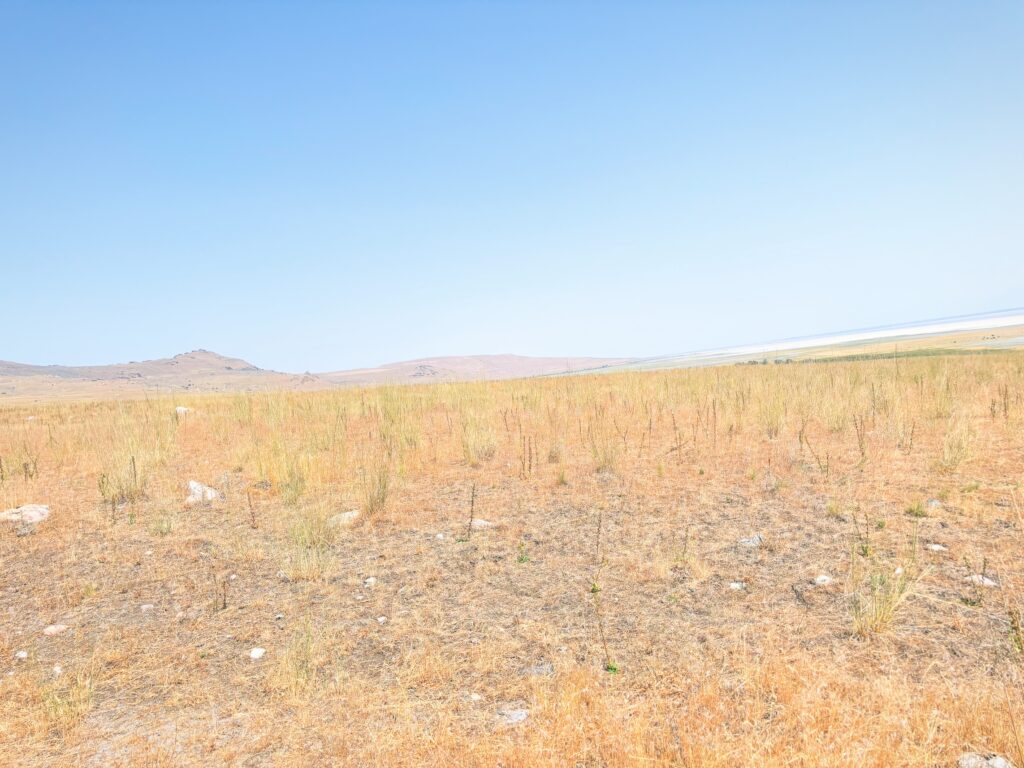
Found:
[185,480,221,505]
[249,647,266,660]
[376,616,387,624]
[363,577,377,588]
[739,534,764,548]
[14,650,28,660]
[813,574,832,586]
[328,509,360,528]
[1,504,50,526]
[967,574,999,588]
[471,519,494,529]
[175,406,191,416]
[894,566,905,577]
[728,581,746,591]
[927,498,943,509]
[140,604,154,613]
[469,692,483,702]
[496,705,529,725]
[522,661,554,676]
[927,543,948,552]
[958,754,1016,768]
[52,665,63,677]
[435,533,444,540]
[42,624,68,636]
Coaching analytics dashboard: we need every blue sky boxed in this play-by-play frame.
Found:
[1,2,1021,372]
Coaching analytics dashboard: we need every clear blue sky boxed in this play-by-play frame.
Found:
[1,2,1021,372]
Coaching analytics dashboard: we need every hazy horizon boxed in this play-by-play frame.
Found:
[2,2,1021,371]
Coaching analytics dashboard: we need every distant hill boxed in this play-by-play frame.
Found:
[0,350,325,401]
[0,351,633,401]
[318,354,634,386]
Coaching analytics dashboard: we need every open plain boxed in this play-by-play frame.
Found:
[2,352,1024,766]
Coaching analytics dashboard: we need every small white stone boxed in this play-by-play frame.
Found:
[967,574,999,588]
[140,604,154,613]
[229,574,238,581]
[144,549,153,556]
[728,581,746,591]
[52,665,63,677]
[14,650,28,660]
[363,576,377,588]
[496,706,529,725]
[894,566,905,576]
[470,519,494,529]
[376,616,387,624]
[42,624,68,636]
[739,534,764,548]
[469,692,483,702]
[249,647,266,660]
[927,543,948,552]
[813,574,832,586]
[328,509,360,528]
[435,533,444,540]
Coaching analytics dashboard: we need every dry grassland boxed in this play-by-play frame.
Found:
[2,353,1024,766]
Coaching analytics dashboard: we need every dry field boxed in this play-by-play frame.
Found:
[2,353,1024,767]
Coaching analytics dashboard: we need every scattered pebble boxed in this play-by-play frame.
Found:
[813,575,832,586]
[739,534,764,548]
[275,613,284,621]
[471,519,494,529]
[967,574,999,588]
[376,616,388,624]
[469,692,483,702]
[728,581,746,591]
[229,574,238,581]
[435,533,445,540]
[14,650,28,660]
[52,665,63,677]
[185,480,221,506]
[927,498,943,509]
[42,624,68,636]
[894,566,905,576]
[249,647,266,660]
[496,705,529,725]
[140,604,154,613]
[363,577,377,588]
[958,754,1016,768]
[927,543,948,552]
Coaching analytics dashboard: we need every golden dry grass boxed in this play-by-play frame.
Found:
[2,353,1024,766]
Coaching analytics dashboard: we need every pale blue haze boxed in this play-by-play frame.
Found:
[1,2,1021,371]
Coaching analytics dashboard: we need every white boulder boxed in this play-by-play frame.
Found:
[185,481,221,505]
[1,504,50,526]
[958,754,1016,768]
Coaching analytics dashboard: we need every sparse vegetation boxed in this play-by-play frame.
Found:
[2,352,1023,765]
